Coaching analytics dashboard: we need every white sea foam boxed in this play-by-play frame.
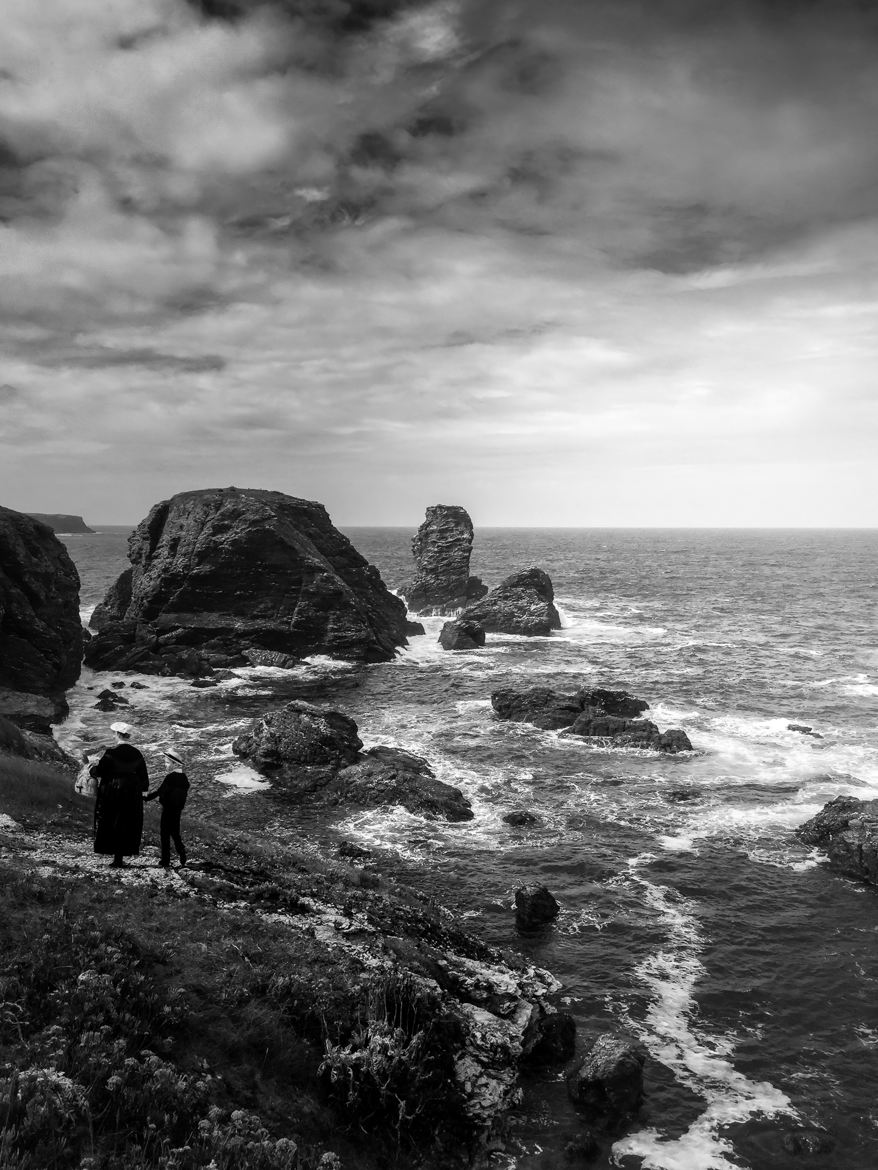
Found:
[216,765,271,793]
[611,858,795,1169]
[79,604,96,627]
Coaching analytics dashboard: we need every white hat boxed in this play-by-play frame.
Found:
[164,748,183,767]
[110,721,134,738]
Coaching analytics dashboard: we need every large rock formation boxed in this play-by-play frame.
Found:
[233,701,475,821]
[401,505,487,615]
[25,513,94,534]
[491,686,693,753]
[460,568,561,636]
[566,1032,647,1123]
[797,796,878,885]
[84,488,409,675]
[0,507,82,730]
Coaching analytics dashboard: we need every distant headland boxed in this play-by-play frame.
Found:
[26,513,94,534]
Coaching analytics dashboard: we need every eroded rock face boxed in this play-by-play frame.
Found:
[233,703,474,822]
[84,488,408,674]
[492,686,692,753]
[402,505,486,615]
[460,568,561,636]
[438,619,485,651]
[566,1032,647,1122]
[0,507,82,717]
[796,796,878,885]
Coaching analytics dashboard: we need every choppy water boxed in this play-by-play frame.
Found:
[60,526,878,1169]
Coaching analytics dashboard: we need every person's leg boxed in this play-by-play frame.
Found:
[173,815,186,867]
[111,853,125,867]
[159,810,171,867]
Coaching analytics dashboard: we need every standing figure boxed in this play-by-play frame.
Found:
[145,748,189,868]
[90,722,149,868]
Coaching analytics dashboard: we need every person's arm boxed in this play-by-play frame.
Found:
[144,778,165,802]
[137,755,149,793]
[89,753,111,780]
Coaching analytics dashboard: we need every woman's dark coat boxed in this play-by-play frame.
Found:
[90,743,149,856]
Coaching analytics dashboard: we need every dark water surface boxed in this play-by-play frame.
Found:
[60,527,878,1169]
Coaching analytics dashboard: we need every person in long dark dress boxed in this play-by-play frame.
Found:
[90,722,149,867]
[145,748,190,868]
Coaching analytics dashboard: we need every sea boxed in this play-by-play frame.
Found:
[56,526,878,1170]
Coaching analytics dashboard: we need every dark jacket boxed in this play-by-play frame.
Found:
[90,743,149,856]
[145,771,189,812]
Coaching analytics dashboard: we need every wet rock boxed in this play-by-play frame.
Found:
[492,685,691,752]
[129,681,149,690]
[401,504,481,615]
[439,619,485,651]
[515,884,560,930]
[93,688,130,711]
[503,809,541,828]
[523,1010,577,1065]
[0,507,83,722]
[781,1126,834,1156]
[190,678,219,688]
[111,680,126,688]
[244,648,299,669]
[85,487,408,675]
[460,568,561,636]
[332,746,474,822]
[566,1032,646,1122]
[233,700,363,770]
[796,795,878,885]
[405,619,426,636]
[788,723,824,739]
[665,788,698,803]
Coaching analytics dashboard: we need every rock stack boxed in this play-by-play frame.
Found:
[84,488,410,676]
[401,505,487,615]
[460,568,562,637]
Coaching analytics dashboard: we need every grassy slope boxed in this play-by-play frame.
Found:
[0,752,535,1170]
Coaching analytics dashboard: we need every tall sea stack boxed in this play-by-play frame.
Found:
[401,504,487,615]
[84,487,409,675]
[0,506,83,729]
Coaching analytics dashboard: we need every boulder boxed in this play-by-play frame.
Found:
[460,568,561,636]
[84,488,409,674]
[232,700,362,770]
[332,746,474,822]
[503,809,541,828]
[522,1011,577,1065]
[491,685,692,753]
[515,884,560,930]
[232,705,475,822]
[438,619,485,651]
[401,504,482,615]
[0,507,82,726]
[244,648,300,669]
[93,688,129,711]
[788,723,824,739]
[25,513,94,534]
[796,796,878,885]
[566,1032,646,1122]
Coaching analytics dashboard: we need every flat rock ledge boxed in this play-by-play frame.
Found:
[233,701,474,821]
[84,487,409,677]
[797,796,878,885]
[491,686,693,753]
[460,568,562,637]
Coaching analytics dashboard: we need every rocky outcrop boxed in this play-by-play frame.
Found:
[233,702,474,822]
[566,1032,646,1123]
[25,513,94,534]
[491,686,693,753]
[84,488,409,675]
[796,796,878,885]
[0,507,82,728]
[522,1011,577,1065]
[460,568,561,636]
[401,505,486,615]
[438,619,485,651]
[515,884,560,930]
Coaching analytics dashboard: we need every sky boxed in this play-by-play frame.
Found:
[1,0,876,526]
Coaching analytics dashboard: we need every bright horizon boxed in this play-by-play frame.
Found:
[2,1,877,527]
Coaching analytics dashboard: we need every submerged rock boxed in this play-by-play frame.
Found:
[788,723,824,739]
[515,884,560,930]
[523,1010,577,1065]
[438,618,485,651]
[233,703,474,822]
[503,809,541,828]
[0,507,82,729]
[85,487,408,676]
[492,685,692,753]
[401,504,486,615]
[796,796,878,885]
[93,688,129,711]
[566,1032,646,1123]
[460,568,561,636]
